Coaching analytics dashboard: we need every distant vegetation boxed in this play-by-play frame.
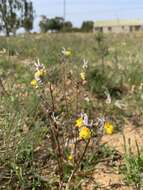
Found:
[0,0,94,36]
[39,16,94,33]
[0,0,34,36]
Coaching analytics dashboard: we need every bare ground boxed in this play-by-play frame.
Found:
[83,122,143,190]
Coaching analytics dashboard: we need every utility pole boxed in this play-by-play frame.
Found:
[63,0,66,31]
[63,0,66,22]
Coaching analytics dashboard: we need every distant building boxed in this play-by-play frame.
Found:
[94,19,143,33]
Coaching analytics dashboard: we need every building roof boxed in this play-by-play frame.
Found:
[94,19,143,27]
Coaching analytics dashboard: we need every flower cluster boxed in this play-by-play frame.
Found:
[75,113,91,140]
[31,59,47,88]
[75,113,114,140]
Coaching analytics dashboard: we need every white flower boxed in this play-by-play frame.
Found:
[80,113,93,128]
[34,59,45,71]
[84,97,90,103]
[82,59,88,70]
[114,100,127,110]
[83,113,89,126]
[96,117,105,129]
[104,91,111,104]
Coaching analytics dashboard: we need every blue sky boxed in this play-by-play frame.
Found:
[32,0,143,31]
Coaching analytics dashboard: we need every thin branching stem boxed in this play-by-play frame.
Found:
[65,139,90,189]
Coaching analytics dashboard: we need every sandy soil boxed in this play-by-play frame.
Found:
[83,122,143,190]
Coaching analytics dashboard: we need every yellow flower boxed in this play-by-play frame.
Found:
[80,72,86,81]
[68,154,73,161]
[104,122,113,135]
[31,79,38,88]
[34,69,46,79]
[75,117,84,128]
[62,49,72,57]
[79,126,91,140]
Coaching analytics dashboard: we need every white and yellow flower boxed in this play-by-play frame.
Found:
[62,48,72,57]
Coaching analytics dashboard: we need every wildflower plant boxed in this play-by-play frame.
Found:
[29,49,113,189]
